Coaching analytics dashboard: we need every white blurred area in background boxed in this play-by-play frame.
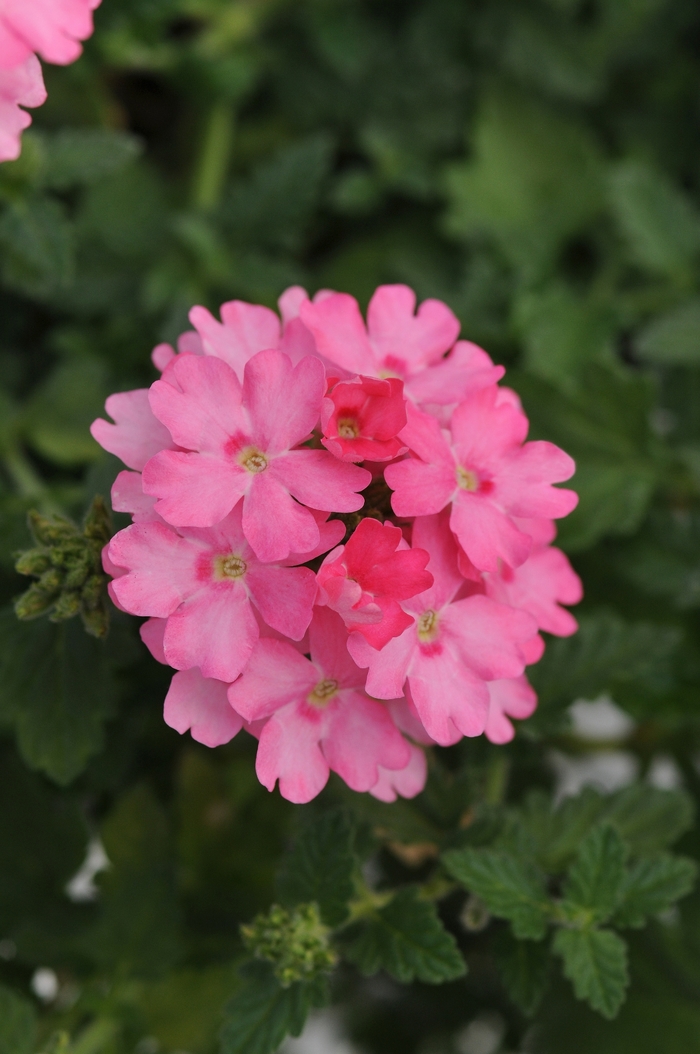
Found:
[281,1011,364,1054]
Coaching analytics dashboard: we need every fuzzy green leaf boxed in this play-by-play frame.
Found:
[277,808,355,926]
[553,927,629,1019]
[613,854,697,928]
[220,960,329,1054]
[493,927,551,1016]
[561,824,628,925]
[0,985,36,1054]
[443,848,551,939]
[344,887,466,984]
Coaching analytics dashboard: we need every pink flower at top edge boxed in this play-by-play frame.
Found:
[0,55,45,161]
[91,388,176,471]
[321,375,407,463]
[107,503,322,682]
[142,349,370,560]
[385,389,578,572]
[164,668,243,748]
[299,284,504,408]
[0,0,101,69]
[228,607,411,803]
[484,676,538,744]
[317,517,433,650]
[369,744,427,802]
[348,512,538,745]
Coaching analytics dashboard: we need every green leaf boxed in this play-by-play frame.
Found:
[277,808,355,927]
[613,855,697,928]
[636,298,700,366]
[528,612,680,720]
[553,927,629,1019]
[609,161,700,278]
[443,848,551,939]
[493,927,551,1016]
[0,196,74,299]
[90,786,181,978]
[344,887,466,984]
[0,985,36,1054]
[561,825,628,925]
[0,608,117,784]
[23,357,108,465]
[220,960,329,1054]
[41,129,142,190]
[601,785,695,857]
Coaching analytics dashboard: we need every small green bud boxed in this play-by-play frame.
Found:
[15,583,59,620]
[241,902,337,987]
[50,590,82,621]
[14,548,51,576]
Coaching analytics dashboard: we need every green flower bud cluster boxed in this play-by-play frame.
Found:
[241,902,338,987]
[14,496,112,639]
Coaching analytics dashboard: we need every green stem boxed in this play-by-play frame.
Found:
[4,443,47,500]
[68,1020,118,1054]
[485,752,509,807]
[191,101,235,212]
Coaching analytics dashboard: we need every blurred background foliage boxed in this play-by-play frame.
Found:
[2,0,700,1051]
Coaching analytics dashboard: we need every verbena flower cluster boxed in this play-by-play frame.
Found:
[0,0,100,161]
[92,285,581,804]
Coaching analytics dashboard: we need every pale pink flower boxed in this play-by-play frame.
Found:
[0,54,45,161]
[142,349,370,560]
[228,608,411,803]
[110,470,163,524]
[188,299,281,379]
[321,375,407,462]
[484,676,538,744]
[91,389,176,471]
[107,503,323,683]
[484,545,582,637]
[317,517,433,649]
[300,284,504,408]
[385,389,577,572]
[0,0,101,69]
[164,668,243,748]
[369,744,427,802]
[349,513,537,745]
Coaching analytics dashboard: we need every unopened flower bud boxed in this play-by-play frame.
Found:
[241,902,337,987]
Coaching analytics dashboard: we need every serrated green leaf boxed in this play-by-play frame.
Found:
[23,357,108,465]
[89,786,181,979]
[517,788,608,874]
[443,848,551,939]
[602,785,695,857]
[609,161,700,277]
[0,608,117,784]
[561,825,628,925]
[636,298,700,366]
[344,887,466,983]
[613,855,697,928]
[0,984,36,1054]
[277,808,355,927]
[553,927,629,1019]
[0,196,74,299]
[493,927,551,1016]
[41,129,142,190]
[220,960,329,1054]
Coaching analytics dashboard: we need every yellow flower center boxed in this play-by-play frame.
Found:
[307,678,339,706]
[239,447,269,473]
[417,609,439,643]
[337,418,360,439]
[456,466,479,491]
[215,554,247,579]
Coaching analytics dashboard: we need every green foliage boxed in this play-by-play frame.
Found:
[0,0,699,1051]
[343,887,466,984]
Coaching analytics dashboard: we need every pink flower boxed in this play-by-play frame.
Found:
[164,668,243,748]
[110,470,163,524]
[321,375,407,463]
[484,676,538,744]
[484,545,582,637]
[0,0,101,68]
[300,284,504,408]
[317,517,433,649]
[0,54,45,161]
[107,503,324,682]
[91,389,176,471]
[349,513,537,745]
[385,389,578,572]
[369,744,427,802]
[228,608,411,803]
[188,299,281,379]
[142,349,370,560]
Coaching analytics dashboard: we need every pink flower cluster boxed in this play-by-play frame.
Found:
[92,285,582,804]
[0,0,100,162]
